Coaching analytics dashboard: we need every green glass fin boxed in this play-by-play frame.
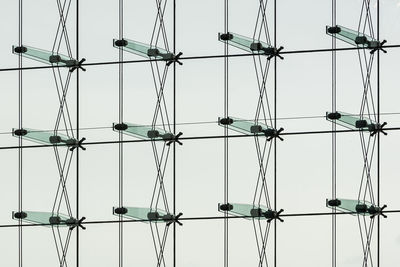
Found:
[113,207,169,223]
[326,25,379,48]
[218,203,269,220]
[12,211,72,227]
[113,38,174,60]
[218,32,271,53]
[114,123,173,141]
[326,111,377,130]
[326,198,377,216]
[13,128,75,145]
[12,45,77,66]
[219,117,273,135]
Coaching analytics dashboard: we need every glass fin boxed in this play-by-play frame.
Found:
[113,38,173,60]
[326,198,374,216]
[12,211,71,227]
[12,45,76,66]
[219,117,273,135]
[326,111,376,130]
[326,25,378,48]
[218,203,269,220]
[13,128,75,145]
[114,123,173,141]
[218,32,271,53]
[113,207,168,223]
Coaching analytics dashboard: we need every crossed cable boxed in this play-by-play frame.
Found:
[50,1,79,266]
[250,2,283,266]
[147,1,177,266]
[355,1,385,266]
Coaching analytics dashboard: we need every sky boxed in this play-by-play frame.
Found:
[0,0,399,267]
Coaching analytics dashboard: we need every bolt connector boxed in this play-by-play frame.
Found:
[166,52,183,66]
[263,127,284,141]
[369,122,388,137]
[69,58,86,72]
[369,204,387,219]
[67,217,87,230]
[370,40,387,54]
[68,137,86,151]
[164,212,183,226]
[264,209,284,223]
[165,132,183,146]
[266,46,284,60]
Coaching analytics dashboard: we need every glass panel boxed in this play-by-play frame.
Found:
[12,45,76,66]
[218,203,269,220]
[326,111,376,130]
[113,38,173,60]
[219,117,273,135]
[218,32,271,53]
[113,207,168,223]
[13,128,75,145]
[12,211,71,226]
[326,198,374,216]
[114,123,173,140]
[326,25,378,48]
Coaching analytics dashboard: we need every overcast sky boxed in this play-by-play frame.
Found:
[0,1,399,267]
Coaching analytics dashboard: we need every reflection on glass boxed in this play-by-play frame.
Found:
[114,123,173,141]
[113,206,169,223]
[13,128,75,145]
[326,111,377,130]
[218,203,269,220]
[218,32,271,53]
[113,38,174,60]
[12,211,72,227]
[219,117,273,135]
[326,198,376,216]
[12,45,77,66]
[326,25,379,48]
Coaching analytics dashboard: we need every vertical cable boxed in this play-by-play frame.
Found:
[273,0,277,267]
[376,0,380,266]
[331,1,337,267]
[76,0,80,266]
[173,1,177,267]
[118,1,124,267]
[223,1,229,267]
[18,1,23,267]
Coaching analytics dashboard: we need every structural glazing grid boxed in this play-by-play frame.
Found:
[1,0,400,267]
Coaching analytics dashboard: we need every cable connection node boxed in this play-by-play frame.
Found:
[369,205,387,219]
[114,39,128,47]
[369,122,388,136]
[264,209,284,223]
[69,58,86,72]
[114,123,128,131]
[68,137,86,151]
[370,40,387,54]
[166,52,183,66]
[327,112,342,120]
[219,117,234,125]
[165,132,183,146]
[219,203,233,211]
[114,207,128,215]
[13,128,27,136]
[266,46,284,60]
[163,212,183,226]
[263,127,284,141]
[67,217,86,230]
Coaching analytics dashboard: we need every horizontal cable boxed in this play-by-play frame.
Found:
[1,209,399,229]
[1,111,400,136]
[1,126,400,151]
[0,44,399,73]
